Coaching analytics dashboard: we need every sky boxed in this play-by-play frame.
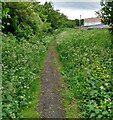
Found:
[38,0,101,19]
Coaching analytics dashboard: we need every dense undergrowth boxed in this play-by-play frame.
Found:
[2,2,65,118]
[56,29,113,118]
[2,33,53,118]
[2,1,113,119]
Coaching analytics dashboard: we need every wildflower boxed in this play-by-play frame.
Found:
[100,86,104,90]
[100,106,103,108]
[108,109,111,111]
[108,106,111,109]
[96,106,98,109]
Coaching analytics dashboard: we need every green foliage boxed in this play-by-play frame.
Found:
[75,19,80,26]
[33,2,52,32]
[2,2,74,37]
[66,20,75,28]
[2,34,53,118]
[2,1,68,118]
[56,29,112,118]
[65,19,84,28]
[2,2,44,39]
[99,1,113,30]
[39,2,68,30]
[3,1,112,119]
[80,19,84,26]
[2,1,85,37]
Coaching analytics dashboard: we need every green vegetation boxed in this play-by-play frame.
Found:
[2,2,84,39]
[65,19,84,28]
[2,1,112,119]
[2,1,66,118]
[56,29,112,118]
[2,34,53,118]
[2,2,44,39]
[99,1,113,31]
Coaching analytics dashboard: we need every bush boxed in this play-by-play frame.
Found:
[2,33,53,118]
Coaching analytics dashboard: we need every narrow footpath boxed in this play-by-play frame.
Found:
[38,41,65,118]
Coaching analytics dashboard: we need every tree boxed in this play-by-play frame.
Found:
[42,2,68,30]
[2,2,44,39]
[99,1,113,30]
[80,19,84,26]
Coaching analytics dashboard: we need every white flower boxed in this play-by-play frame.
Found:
[100,86,104,90]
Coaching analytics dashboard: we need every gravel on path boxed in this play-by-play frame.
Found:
[38,41,65,118]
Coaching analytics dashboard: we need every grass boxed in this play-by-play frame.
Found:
[2,28,112,118]
[56,28,112,118]
[20,78,40,118]
[20,36,54,118]
[52,35,82,118]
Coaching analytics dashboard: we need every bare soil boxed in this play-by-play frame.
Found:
[38,41,65,118]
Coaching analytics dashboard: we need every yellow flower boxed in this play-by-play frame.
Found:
[108,106,111,109]
[104,101,106,104]
[100,106,103,108]
[96,106,98,109]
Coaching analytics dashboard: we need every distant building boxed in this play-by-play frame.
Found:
[84,17,101,26]
[83,17,110,28]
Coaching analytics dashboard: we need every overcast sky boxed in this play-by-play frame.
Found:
[38,0,101,19]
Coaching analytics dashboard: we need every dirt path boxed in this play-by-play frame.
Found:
[38,40,65,118]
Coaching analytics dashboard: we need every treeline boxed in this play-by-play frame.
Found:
[2,2,84,39]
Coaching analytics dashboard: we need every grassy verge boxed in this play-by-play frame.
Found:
[2,34,54,118]
[20,35,54,118]
[56,28,112,118]
[52,36,82,118]
[20,78,40,118]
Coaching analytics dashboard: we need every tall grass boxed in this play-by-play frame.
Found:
[56,28,112,118]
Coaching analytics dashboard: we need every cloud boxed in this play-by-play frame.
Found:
[38,0,100,3]
[53,2,101,10]
[38,0,101,19]
[53,2,101,19]
[56,8,98,19]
